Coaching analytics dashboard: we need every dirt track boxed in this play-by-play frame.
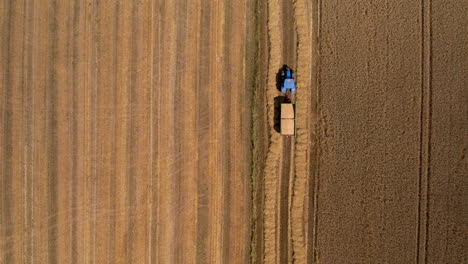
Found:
[259,0,314,263]
[0,1,254,263]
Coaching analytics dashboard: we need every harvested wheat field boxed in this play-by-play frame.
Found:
[1,0,467,264]
[1,0,255,263]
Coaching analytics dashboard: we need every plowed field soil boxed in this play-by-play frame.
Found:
[1,1,255,263]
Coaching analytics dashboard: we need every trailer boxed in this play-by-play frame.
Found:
[279,65,297,137]
[280,102,296,137]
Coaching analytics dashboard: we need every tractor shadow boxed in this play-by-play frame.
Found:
[273,95,289,133]
[276,64,290,92]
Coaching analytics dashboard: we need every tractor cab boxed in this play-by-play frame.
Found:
[281,67,296,94]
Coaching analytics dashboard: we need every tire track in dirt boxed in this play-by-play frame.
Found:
[278,0,297,263]
[307,1,320,263]
[195,0,211,262]
[279,137,292,264]
[45,1,60,263]
[417,1,432,262]
[279,0,297,263]
[22,1,36,263]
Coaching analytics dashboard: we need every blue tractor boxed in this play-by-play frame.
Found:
[281,66,296,94]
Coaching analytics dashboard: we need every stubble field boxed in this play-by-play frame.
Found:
[1,0,254,263]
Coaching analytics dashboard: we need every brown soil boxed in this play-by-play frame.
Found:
[0,1,255,263]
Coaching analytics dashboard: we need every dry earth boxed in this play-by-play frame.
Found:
[0,0,255,263]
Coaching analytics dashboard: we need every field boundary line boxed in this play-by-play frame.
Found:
[417,0,432,263]
[310,0,321,262]
[148,0,155,263]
